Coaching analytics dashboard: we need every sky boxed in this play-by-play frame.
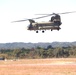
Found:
[0,0,76,43]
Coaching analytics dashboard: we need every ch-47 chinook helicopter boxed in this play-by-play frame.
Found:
[12,11,76,33]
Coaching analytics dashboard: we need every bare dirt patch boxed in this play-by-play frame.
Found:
[0,58,76,75]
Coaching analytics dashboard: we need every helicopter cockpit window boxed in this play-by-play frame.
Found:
[51,16,55,22]
[54,14,61,20]
[54,14,61,25]
[49,13,61,22]
[50,14,61,26]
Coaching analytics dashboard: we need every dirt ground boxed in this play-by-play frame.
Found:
[0,58,76,75]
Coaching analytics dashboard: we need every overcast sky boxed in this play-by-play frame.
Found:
[0,0,76,43]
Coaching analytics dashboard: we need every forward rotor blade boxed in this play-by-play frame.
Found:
[12,11,76,23]
[35,11,76,15]
[12,14,52,23]
[35,13,53,15]
[31,14,52,19]
[58,11,76,14]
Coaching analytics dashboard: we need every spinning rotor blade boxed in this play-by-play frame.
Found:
[12,14,52,22]
[58,11,76,14]
[35,13,54,15]
[12,19,27,23]
[35,11,76,15]
[12,11,76,23]
[31,14,53,19]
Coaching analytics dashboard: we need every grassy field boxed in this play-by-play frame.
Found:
[0,58,76,75]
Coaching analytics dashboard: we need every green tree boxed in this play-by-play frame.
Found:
[47,49,54,58]
[12,49,22,58]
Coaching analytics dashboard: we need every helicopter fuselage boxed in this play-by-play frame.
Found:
[27,19,61,32]
[27,14,62,33]
[12,11,76,33]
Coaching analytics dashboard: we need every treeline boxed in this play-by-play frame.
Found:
[0,45,76,59]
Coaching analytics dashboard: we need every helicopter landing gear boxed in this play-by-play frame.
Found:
[36,30,45,33]
[36,31,38,33]
[57,29,59,31]
[57,27,61,31]
[42,30,45,33]
[51,29,53,31]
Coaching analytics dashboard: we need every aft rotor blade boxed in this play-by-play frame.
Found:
[11,18,31,23]
[12,20,27,23]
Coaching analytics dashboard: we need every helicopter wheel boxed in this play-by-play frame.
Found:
[57,29,59,31]
[57,28,60,31]
[36,31,38,33]
[42,30,45,33]
[51,29,53,31]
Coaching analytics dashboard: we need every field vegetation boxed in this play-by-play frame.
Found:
[0,46,76,75]
[0,46,76,59]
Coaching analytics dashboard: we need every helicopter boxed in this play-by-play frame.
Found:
[12,11,76,33]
